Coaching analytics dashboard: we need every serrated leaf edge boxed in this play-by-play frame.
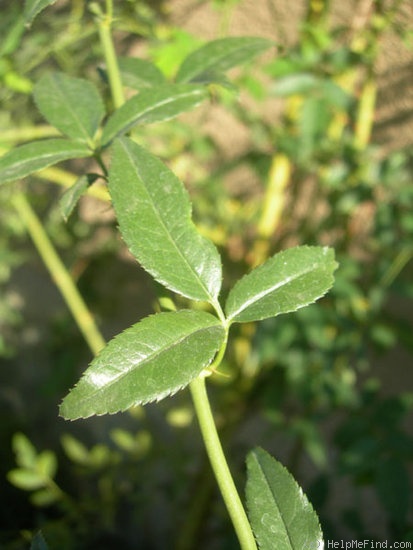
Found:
[227,246,336,322]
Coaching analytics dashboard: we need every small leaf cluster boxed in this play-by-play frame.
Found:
[7,433,61,507]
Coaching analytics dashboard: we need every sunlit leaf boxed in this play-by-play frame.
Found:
[0,139,92,185]
[108,138,222,303]
[176,37,274,83]
[33,72,105,142]
[101,84,207,146]
[36,450,57,479]
[7,468,45,490]
[60,310,225,419]
[226,246,337,323]
[24,0,56,25]
[246,448,324,550]
[12,432,37,469]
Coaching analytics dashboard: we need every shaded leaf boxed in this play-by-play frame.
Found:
[101,84,207,146]
[246,448,323,550]
[118,56,166,90]
[33,72,105,142]
[108,138,222,303]
[31,489,60,507]
[226,246,337,323]
[59,174,99,221]
[0,139,92,185]
[30,532,49,550]
[375,458,410,524]
[24,0,56,25]
[60,310,225,419]
[176,37,274,84]
[61,434,89,464]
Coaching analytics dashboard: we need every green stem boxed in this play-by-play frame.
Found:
[0,125,60,145]
[12,192,106,356]
[96,0,125,109]
[189,376,257,550]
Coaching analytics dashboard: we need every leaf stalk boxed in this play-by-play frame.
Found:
[189,376,257,550]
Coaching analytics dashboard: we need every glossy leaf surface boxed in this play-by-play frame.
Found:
[60,310,225,419]
[246,448,323,550]
[101,84,207,146]
[118,56,166,90]
[33,72,105,142]
[0,139,92,185]
[24,0,56,24]
[226,246,337,323]
[176,37,273,83]
[109,138,222,302]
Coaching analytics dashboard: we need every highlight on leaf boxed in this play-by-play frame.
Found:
[60,310,226,420]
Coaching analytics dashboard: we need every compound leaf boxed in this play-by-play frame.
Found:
[101,84,207,146]
[60,310,225,419]
[226,246,337,323]
[33,72,105,142]
[176,36,274,84]
[0,139,92,185]
[246,448,323,550]
[109,137,222,303]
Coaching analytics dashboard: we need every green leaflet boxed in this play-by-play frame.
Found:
[108,137,222,303]
[33,72,105,143]
[59,173,99,221]
[175,37,274,84]
[246,448,324,550]
[60,310,225,420]
[101,84,207,146]
[118,56,166,90]
[24,0,56,25]
[0,139,92,185]
[7,469,46,490]
[225,246,337,323]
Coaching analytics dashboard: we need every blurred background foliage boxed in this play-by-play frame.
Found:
[1,0,413,548]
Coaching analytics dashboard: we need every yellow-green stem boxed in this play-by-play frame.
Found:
[96,1,125,109]
[12,192,105,356]
[189,376,257,550]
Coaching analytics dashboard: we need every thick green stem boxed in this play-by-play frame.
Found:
[189,376,257,550]
[96,0,125,109]
[12,192,106,356]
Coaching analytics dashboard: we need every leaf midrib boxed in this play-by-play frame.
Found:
[78,320,222,404]
[121,140,215,302]
[47,76,91,141]
[228,261,324,320]
[252,453,296,549]
[104,87,203,143]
